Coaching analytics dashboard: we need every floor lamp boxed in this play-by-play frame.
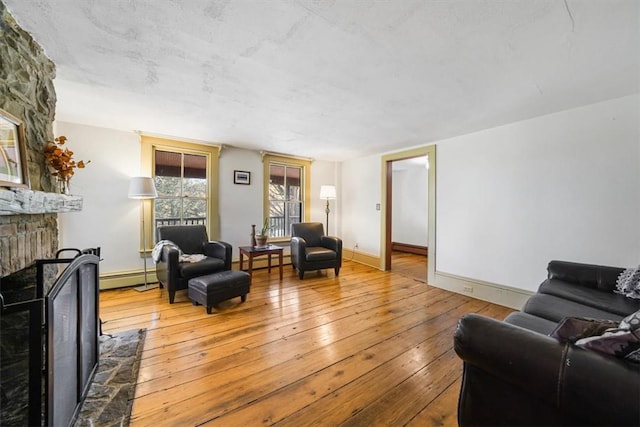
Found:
[319,185,337,235]
[128,176,158,292]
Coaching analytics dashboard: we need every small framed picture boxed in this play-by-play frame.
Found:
[0,108,30,188]
[234,170,251,185]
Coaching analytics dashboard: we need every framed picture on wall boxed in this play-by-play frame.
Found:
[0,108,30,188]
[234,170,250,185]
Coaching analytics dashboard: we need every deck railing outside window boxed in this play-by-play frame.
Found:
[155,217,206,228]
[269,216,300,237]
[154,217,299,238]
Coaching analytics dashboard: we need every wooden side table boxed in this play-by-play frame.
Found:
[238,244,284,280]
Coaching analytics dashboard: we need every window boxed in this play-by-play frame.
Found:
[140,135,220,250]
[154,150,207,228]
[263,154,311,239]
[268,163,301,237]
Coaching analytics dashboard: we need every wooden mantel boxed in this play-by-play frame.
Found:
[0,187,82,215]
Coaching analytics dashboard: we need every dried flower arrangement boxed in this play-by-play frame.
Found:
[44,135,90,193]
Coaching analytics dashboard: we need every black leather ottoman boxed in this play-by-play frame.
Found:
[187,270,251,314]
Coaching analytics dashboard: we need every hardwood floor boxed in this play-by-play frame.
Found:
[391,251,427,283]
[99,258,513,426]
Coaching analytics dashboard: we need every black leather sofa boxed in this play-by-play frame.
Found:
[454,260,640,426]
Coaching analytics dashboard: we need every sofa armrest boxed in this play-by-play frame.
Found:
[320,236,342,253]
[290,236,306,255]
[155,245,179,287]
[203,241,232,270]
[159,245,179,265]
[547,260,624,292]
[454,314,640,426]
[455,314,565,406]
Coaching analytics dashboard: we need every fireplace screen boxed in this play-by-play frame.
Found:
[0,299,42,425]
[0,250,100,426]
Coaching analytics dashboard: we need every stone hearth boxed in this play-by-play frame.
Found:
[75,329,146,427]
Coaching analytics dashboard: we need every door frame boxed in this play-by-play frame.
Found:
[380,145,436,284]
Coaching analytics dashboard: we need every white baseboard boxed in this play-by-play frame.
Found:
[343,248,381,269]
[432,271,533,310]
[100,269,158,290]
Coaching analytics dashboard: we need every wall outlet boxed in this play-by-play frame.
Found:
[463,286,473,293]
[354,242,359,249]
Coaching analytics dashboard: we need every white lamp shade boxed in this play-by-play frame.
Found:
[128,177,158,199]
[319,185,337,200]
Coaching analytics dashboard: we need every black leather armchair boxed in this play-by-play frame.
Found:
[155,225,232,303]
[290,222,342,279]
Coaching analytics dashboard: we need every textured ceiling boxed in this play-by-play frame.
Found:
[3,0,639,161]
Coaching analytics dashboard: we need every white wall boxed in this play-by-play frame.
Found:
[218,147,264,255]
[342,94,640,292]
[341,154,382,254]
[437,94,640,291]
[55,124,339,275]
[392,166,428,246]
[218,147,339,255]
[310,160,341,236]
[55,122,143,273]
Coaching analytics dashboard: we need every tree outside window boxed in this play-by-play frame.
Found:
[268,163,302,237]
[154,150,207,231]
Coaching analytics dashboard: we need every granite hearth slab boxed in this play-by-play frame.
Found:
[74,328,146,427]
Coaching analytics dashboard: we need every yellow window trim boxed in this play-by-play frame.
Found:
[139,134,221,253]
[262,153,311,239]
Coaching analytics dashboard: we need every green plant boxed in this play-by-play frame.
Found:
[259,217,272,236]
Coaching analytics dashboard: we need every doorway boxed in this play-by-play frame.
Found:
[389,156,429,282]
[381,145,436,284]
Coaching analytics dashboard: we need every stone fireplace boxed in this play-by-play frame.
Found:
[1,3,99,426]
[1,0,60,275]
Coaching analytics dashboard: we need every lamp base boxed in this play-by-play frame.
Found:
[134,283,159,292]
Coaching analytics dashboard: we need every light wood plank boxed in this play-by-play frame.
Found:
[406,379,462,427]
[205,300,485,426]
[97,254,513,426]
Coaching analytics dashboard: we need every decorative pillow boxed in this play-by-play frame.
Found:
[620,309,640,330]
[550,310,640,363]
[615,266,640,299]
[550,317,618,342]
